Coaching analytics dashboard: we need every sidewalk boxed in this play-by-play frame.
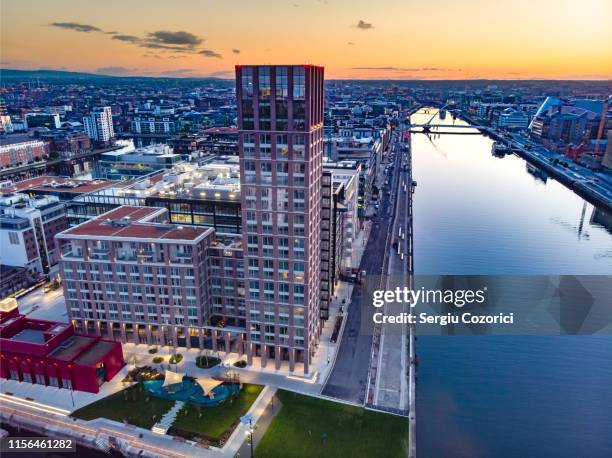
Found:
[236,393,281,457]
[0,364,132,411]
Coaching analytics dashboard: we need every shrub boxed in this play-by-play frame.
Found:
[169,354,183,364]
[148,348,158,354]
[233,360,247,368]
[152,356,164,364]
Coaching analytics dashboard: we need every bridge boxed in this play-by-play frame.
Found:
[410,123,486,129]
[409,124,488,134]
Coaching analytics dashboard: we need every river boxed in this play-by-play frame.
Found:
[411,108,612,458]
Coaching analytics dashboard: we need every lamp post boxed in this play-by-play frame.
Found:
[240,413,255,458]
[249,419,254,458]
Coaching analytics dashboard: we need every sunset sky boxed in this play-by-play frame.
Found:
[2,0,611,80]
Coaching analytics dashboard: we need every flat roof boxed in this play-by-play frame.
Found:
[8,176,121,195]
[48,335,95,361]
[59,206,211,242]
[10,328,47,344]
[75,340,117,366]
[0,134,42,146]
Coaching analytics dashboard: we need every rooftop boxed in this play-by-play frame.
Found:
[10,328,47,344]
[7,176,121,195]
[0,133,44,147]
[75,340,117,366]
[48,335,96,362]
[59,206,212,242]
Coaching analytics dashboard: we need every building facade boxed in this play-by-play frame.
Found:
[0,137,50,170]
[236,64,324,373]
[0,193,67,275]
[57,207,212,342]
[97,144,181,180]
[84,106,114,144]
[0,298,124,394]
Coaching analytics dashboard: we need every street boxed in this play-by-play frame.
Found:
[322,125,406,404]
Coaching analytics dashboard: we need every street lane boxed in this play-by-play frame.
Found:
[322,129,404,403]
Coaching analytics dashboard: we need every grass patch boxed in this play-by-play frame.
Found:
[169,354,183,364]
[169,384,264,446]
[72,382,174,429]
[256,390,409,458]
[195,355,221,369]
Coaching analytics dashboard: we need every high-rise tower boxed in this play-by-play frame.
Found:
[236,65,324,373]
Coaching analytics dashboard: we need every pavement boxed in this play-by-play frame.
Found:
[236,392,281,457]
[0,363,132,411]
[16,266,68,322]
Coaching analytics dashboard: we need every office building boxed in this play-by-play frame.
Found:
[25,112,61,129]
[496,107,530,130]
[55,65,328,374]
[97,144,181,180]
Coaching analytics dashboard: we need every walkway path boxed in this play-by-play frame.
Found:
[236,393,282,457]
[152,400,185,434]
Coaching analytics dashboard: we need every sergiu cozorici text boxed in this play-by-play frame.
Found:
[371,287,514,325]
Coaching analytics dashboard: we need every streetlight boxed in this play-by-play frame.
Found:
[249,420,254,458]
[240,413,255,458]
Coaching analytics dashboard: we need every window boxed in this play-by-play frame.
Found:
[258,67,271,98]
[275,66,288,98]
[293,67,305,99]
[241,67,253,97]
[8,232,19,245]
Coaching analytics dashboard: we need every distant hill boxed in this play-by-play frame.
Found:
[0,68,230,84]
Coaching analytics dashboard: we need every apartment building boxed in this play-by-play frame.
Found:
[236,64,324,373]
[83,107,114,144]
[0,193,67,275]
[56,64,326,374]
[0,135,50,170]
[320,170,346,319]
[56,206,222,345]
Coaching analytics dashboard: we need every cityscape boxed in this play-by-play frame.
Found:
[0,1,611,457]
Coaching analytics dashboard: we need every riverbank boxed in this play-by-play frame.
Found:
[457,111,612,213]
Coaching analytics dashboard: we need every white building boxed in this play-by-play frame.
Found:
[84,106,114,143]
[497,107,530,130]
[0,193,67,275]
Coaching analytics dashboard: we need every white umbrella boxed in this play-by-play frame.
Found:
[162,369,184,388]
[196,376,223,396]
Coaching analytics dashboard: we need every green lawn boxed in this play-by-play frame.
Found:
[169,383,264,445]
[256,390,409,458]
[71,382,174,429]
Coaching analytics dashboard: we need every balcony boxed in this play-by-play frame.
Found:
[116,252,137,262]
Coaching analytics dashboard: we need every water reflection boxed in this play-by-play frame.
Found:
[410,108,612,276]
[411,108,612,458]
